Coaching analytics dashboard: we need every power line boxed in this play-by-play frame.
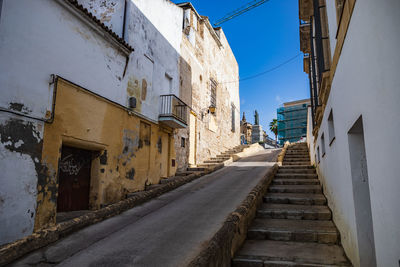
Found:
[221,53,302,84]
[214,0,270,26]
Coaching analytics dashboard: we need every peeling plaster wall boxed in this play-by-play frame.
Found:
[0,114,44,245]
[0,0,183,245]
[78,0,125,36]
[0,0,127,120]
[178,8,240,166]
[80,0,184,121]
[34,79,175,230]
[124,0,183,121]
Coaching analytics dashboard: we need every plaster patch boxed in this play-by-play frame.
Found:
[14,140,24,148]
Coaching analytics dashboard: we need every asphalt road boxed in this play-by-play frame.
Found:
[12,149,280,267]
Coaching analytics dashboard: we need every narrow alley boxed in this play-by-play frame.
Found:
[11,150,280,267]
[1,0,399,266]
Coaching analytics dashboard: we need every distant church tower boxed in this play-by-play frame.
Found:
[242,112,246,122]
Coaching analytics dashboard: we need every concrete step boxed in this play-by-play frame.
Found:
[257,203,331,220]
[283,158,311,162]
[272,178,320,185]
[264,193,327,205]
[275,173,317,179]
[284,154,309,158]
[230,148,244,152]
[268,185,322,194]
[187,167,205,172]
[247,218,338,244]
[277,168,316,174]
[233,240,350,267]
[285,150,308,153]
[213,156,231,160]
[283,162,311,166]
[285,154,309,156]
[203,159,225,164]
[221,152,235,156]
[284,155,310,158]
[197,163,219,168]
[279,165,315,169]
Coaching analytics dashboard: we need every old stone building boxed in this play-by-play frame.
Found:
[0,0,188,245]
[0,0,240,246]
[174,3,240,170]
[240,112,253,145]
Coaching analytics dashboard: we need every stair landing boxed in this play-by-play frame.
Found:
[233,143,351,266]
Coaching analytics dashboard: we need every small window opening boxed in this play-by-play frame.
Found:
[321,133,326,157]
[328,110,335,145]
[181,137,185,148]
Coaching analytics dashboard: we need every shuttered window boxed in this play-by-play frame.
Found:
[210,79,217,108]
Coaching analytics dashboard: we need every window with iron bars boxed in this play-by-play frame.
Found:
[210,79,217,108]
[308,0,331,128]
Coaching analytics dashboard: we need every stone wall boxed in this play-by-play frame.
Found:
[177,6,240,168]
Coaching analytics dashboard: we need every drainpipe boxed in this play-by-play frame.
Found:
[122,0,130,78]
[122,0,129,42]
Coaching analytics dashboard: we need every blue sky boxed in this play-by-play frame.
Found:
[173,0,309,137]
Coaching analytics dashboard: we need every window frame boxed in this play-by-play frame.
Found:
[210,78,217,108]
[321,133,326,157]
[328,109,336,146]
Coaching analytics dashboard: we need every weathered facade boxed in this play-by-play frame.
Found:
[175,3,240,169]
[0,0,240,247]
[299,0,400,266]
[0,0,188,245]
[240,113,253,145]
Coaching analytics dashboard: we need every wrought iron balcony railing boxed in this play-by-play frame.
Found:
[159,94,188,128]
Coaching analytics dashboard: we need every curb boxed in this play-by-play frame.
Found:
[188,163,280,267]
[277,142,288,164]
[0,164,225,266]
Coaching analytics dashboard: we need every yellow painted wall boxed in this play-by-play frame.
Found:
[34,78,176,230]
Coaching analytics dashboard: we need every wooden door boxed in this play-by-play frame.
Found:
[57,146,92,212]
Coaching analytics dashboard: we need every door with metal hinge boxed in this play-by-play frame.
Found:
[57,146,92,212]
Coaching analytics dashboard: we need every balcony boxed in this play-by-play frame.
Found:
[159,94,188,128]
[299,23,311,54]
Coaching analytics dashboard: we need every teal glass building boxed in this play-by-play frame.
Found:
[277,99,310,145]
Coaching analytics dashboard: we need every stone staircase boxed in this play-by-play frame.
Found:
[176,144,250,176]
[233,143,351,266]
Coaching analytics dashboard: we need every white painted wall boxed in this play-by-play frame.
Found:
[306,106,316,165]
[76,0,183,120]
[325,0,337,55]
[0,115,43,245]
[309,1,400,266]
[126,0,182,120]
[0,0,127,245]
[0,0,127,120]
[0,0,183,245]
[78,0,125,36]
